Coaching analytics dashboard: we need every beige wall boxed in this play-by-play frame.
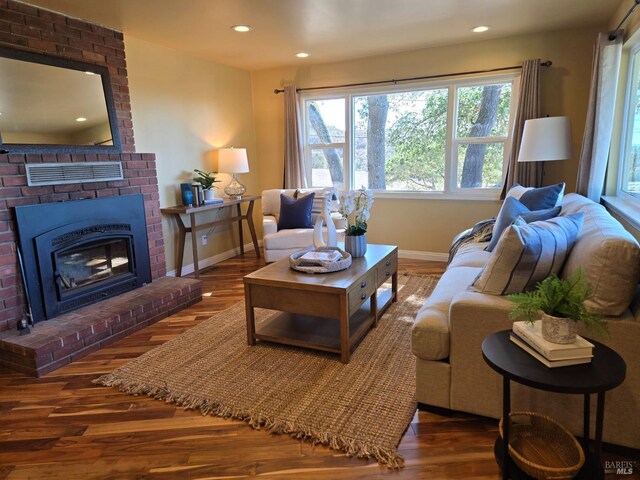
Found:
[126,36,259,273]
[251,26,601,253]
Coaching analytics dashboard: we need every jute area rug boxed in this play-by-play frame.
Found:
[95,273,438,468]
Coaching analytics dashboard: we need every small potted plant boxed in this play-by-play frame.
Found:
[193,169,221,201]
[507,268,607,344]
[338,188,373,258]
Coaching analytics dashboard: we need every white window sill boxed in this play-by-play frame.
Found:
[371,190,502,201]
[601,195,640,230]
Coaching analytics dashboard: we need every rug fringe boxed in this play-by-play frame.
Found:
[93,374,405,469]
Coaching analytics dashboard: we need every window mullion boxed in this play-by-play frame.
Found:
[345,95,352,190]
[445,85,456,194]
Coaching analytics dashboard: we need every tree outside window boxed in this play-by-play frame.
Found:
[303,75,516,196]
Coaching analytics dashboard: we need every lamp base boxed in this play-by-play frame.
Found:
[224,173,246,198]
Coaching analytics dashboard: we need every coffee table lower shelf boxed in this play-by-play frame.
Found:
[494,438,604,480]
[255,298,376,354]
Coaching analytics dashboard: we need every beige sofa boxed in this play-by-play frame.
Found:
[261,188,345,263]
[412,193,640,449]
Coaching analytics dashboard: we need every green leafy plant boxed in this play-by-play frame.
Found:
[507,268,608,336]
[193,169,221,190]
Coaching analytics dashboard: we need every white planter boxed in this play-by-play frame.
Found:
[541,312,577,344]
[204,189,216,201]
[345,234,367,258]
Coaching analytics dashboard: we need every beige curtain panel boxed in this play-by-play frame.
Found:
[501,59,542,198]
[576,32,623,202]
[283,85,307,189]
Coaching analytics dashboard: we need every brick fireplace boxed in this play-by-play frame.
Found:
[0,0,202,375]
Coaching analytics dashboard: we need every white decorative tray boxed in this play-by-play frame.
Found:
[289,247,352,274]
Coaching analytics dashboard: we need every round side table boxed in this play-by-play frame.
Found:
[482,330,626,480]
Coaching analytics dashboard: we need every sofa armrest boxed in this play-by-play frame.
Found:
[449,291,514,346]
[263,215,278,236]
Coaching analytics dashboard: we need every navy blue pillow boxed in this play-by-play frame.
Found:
[485,197,561,252]
[277,193,315,230]
[507,183,565,210]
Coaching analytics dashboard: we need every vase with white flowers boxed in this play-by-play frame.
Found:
[339,188,373,258]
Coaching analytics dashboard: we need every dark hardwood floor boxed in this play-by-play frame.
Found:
[0,254,633,479]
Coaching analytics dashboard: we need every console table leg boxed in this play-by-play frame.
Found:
[173,215,187,277]
[583,394,591,451]
[236,204,245,255]
[246,200,260,258]
[189,213,200,278]
[502,377,510,480]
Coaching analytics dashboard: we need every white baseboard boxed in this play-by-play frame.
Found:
[167,244,445,276]
[398,249,448,262]
[166,240,262,277]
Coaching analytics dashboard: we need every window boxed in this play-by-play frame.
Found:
[302,75,518,197]
[619,45,640,201]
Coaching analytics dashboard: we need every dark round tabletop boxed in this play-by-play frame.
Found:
[482,330,626,394]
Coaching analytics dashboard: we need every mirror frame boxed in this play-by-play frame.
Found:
[0,46,122,154]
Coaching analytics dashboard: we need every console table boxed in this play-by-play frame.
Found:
[161,195,260,278]
[482,331,626,480]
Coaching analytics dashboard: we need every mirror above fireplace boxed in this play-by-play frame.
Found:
[0,46,122,154]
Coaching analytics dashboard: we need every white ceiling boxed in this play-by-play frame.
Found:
[26,0,620,70]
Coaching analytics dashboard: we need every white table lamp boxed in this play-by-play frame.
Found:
[218,147,249,198]
[518,116,572,163]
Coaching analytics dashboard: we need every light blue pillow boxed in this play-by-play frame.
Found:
[473,213,585,295]
[506,183,565,210]
[486,197,561,252]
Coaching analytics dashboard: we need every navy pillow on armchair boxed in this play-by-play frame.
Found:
[277,193,315,230]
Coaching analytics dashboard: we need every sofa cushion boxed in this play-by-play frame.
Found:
[486,197,561,252]
[448,242,491,269]
[412,266,481,361]
[560,194,640,315]
[277,193,314,230]
[506,182,565,210]
[263,228,315,250]
[472,213,584,295]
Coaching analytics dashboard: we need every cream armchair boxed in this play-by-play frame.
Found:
[262,188,345,263]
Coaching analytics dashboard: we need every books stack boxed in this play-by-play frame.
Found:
[510,321,594,368]
[299,250,342,264]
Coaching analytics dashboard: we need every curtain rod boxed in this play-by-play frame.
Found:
[273,60,552,94]
[610,0,640,40]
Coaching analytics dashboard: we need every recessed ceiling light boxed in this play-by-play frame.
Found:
[76,117,87,122]
[295,52,310,58]
[231,25,252,32]
[472,25,490,33]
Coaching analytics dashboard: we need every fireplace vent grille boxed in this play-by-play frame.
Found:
[26,162,124,186]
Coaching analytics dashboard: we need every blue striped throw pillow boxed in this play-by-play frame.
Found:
[472,213,584,295]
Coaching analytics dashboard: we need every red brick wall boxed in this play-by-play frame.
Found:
[0,0,166,332]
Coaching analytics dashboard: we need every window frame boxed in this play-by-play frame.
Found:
[300,73,520,200]
[617,42,640,205]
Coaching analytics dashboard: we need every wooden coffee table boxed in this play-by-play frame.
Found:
[243,244,398,363]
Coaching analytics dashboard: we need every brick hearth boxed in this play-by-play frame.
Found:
[0,277,202,376]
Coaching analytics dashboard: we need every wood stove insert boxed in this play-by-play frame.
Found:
[15,194,152,324]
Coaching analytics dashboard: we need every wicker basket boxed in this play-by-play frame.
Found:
[499,412,585,480]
